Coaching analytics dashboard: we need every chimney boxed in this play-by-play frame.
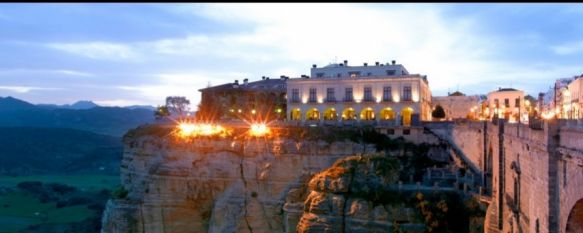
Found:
[312,64,317,68]
[280,75,286,80]
[375,62,380,66]
[339,63,344,67]
[262,76,266,80]
[243,78,248,85]
[363,62,368,66]
[343,60,348,66]
[235,79,239,84]
[266,77,270,80]
[392,60,396,65]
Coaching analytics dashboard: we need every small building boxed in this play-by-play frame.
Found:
[486,87,526,122]
[286,60,432,126]
[197,77,287,121]
[432,91,481,120]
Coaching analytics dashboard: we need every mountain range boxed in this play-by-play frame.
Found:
[0,96,156,137]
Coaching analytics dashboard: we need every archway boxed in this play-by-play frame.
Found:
[342,108,356,121]
[566,199,583,233]
[380,107,396,120]
[306,108,320,121]
[324,108,338,120]
[401,107,414,126]
[291,108,301,121]
[360,107,375,121]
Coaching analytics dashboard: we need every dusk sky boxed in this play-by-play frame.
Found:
[1,3,583,108]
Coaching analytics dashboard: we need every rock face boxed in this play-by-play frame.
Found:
[101,127,376,233]
[294,155,425,233]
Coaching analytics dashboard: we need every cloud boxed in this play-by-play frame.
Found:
[0,68,93,77]
[0,85,61,93]
[46,42,139,61]
[551,41,583,55]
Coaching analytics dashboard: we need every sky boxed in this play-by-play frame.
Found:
[1,3,583,108]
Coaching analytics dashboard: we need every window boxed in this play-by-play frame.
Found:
[403,129,411,135]
[367,72,372,76]
[326,88,335,102]
[309,88,317,103]
[291,88,299,103]
[336,73,342,78]
[364,87,373,102]
[348,71,360,78]
[316,73,324,78]
[515,98,520,107]
[505,98,510,108]
[386,70,396,76]
[345,87,353,102]
[383,86,392,101]
[387,129,395,135]
[403,86,412,101]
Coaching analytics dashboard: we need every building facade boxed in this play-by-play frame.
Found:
[432,91,481,120]
[486,88,526,123]
[565,75,583,119]
[286,61,432,126]
[198,77,287,121]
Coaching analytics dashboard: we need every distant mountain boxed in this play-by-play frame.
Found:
[125,105,157,111]
[70,100,99,109]
[0,97,155,137]
[0,127,123,175]
[36,100,98,110]
[0,96,37,110]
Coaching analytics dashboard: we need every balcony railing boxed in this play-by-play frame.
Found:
[290,98,301,103]
[343,97,354,102]
[325,98,337,103]
[363,97,375,102]
[308,98,317,103]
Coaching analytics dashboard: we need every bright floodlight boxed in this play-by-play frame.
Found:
[249,123,270,137]
[178,122,226,137]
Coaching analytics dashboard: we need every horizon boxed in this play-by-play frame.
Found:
[1,3,583,108]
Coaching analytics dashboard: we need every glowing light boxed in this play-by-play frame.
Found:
[542,112,555,120]
[276,108,282,113]
[177,122,228,137]
[238,109,242,113]
[249,123,270,137]
[251,109,256,114]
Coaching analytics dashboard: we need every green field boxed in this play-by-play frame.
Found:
[0,175,119,233]
[0,175,119,191]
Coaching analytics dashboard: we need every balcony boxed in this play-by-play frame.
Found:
[343,97,354,103]
[290,98,301,103]
[325,98,337,103]
[308,99,318,104]
[382,98,392,102]
[363,97,375,103]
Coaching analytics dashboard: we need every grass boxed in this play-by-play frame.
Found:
[0,193,93,233]
[0,175,120,233]
[0,175,119,191]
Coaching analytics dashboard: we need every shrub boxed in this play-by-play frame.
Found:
[111,186,128,199]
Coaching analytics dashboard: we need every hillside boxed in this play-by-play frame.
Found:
[0,127,123,175]
[0,97,155,137]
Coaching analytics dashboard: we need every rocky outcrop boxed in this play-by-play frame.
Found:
[101,125,376,233]
[295,155,425,233]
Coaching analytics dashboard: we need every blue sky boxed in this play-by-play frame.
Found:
[1,3,582,108]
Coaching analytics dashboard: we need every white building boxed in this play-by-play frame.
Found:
[486,88,526,123]
[286,60,432,126]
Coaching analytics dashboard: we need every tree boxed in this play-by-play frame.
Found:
[432,105,446,119]
[154,105,170,120]
[165,96,190,117]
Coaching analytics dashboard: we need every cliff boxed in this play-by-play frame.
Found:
[101,124,485,233]
[101,125,377,233]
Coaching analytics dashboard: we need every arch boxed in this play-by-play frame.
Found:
[380,107,396,120]
[291,108,301,121]
[566,199,583,233]
[360,107,375,121]
[324,108,338,120]
[401,107,414,126]
[306,108,320,121]
[342,108,356,121]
